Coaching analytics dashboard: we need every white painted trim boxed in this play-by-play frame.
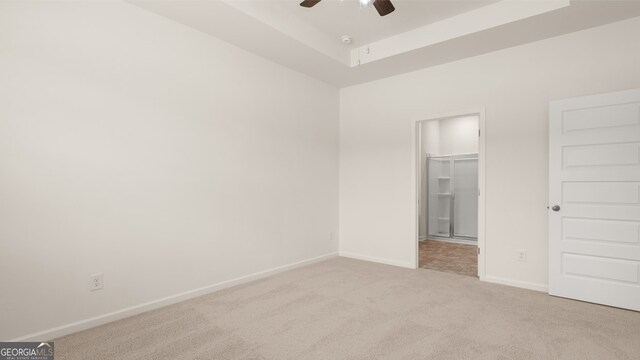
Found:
[351,0,570,66]
[484,275,548,293]
[10,252,339,342]
[478,108,487,281]
[339,252,414,269]
[410,108,487,281]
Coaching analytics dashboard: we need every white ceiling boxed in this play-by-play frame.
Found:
[129,0,640,87]
[270,0,499,47]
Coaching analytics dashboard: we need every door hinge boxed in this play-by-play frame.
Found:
[478,129,481,137]
[477,247,480,254]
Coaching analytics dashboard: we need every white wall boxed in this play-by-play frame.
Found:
[421,120,441,155]
[418,121,439,238]
[438,116,479,156]
[0,1,339,341]
[420,115,479,157]
[339,17,640,288]
[418,116,478,238]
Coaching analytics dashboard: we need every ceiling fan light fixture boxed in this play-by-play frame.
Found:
[299,0,394,16]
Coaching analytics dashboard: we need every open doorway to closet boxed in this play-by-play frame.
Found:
[417,113,481,278]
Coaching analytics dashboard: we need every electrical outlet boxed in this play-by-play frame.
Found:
[516,250,527,262]
[90,273,103,291]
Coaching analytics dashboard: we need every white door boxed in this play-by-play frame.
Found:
[549,88,640,311]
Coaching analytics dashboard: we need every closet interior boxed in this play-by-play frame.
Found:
[418,115,479,277]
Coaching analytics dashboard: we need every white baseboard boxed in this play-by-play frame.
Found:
[10,252,339,342]
[339,251,414,269]
[484,275,548,293]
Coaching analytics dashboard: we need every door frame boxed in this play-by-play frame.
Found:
[410,108,486,280]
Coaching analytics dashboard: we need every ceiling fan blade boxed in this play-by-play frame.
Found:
[373,0,395,16]
[300,0,321,8]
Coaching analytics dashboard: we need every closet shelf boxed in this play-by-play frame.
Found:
[438,177,450,180]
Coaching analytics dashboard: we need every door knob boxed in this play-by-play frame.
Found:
[551,205,560,212]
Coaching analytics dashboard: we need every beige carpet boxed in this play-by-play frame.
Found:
[55,258,640,360]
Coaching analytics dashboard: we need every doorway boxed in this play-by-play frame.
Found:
[414,111,485,278]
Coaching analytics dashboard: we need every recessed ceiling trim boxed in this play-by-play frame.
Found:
[128,0,640,87]
[351,0,571,66]
[221,0,350,65]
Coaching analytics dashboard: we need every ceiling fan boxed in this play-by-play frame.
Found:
[300,0,395,17]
